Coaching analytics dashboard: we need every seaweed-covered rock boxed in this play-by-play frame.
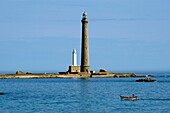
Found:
[135,77,156,82]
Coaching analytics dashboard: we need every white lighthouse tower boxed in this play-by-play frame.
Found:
[68,48,80,73]
[72,48,77,66]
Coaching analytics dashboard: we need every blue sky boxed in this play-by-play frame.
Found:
[0,0,170,73]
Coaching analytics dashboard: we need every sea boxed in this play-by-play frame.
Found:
[0,72,170,113]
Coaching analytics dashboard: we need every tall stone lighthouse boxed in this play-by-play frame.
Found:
[81,12,90,73]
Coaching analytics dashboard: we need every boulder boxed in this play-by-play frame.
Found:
[99,69,108,73]
[26,72,32,74]
[16,70,24,74]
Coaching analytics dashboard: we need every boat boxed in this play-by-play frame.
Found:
[135,77,156,82]
[120,94,138,100]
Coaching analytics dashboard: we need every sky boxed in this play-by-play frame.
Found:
[0,0,170,73]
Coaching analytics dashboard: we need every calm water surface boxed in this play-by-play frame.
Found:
[0,74,170,113]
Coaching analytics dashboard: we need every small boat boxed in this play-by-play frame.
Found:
[120,94,138,100]
[135,77,156,82]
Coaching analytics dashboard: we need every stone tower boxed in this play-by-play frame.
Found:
[81,12,90,73]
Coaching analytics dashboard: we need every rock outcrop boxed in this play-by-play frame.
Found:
[26,72,32,74]
[135,77,156,82]
[99,68,108,73]
[16,70,24,74]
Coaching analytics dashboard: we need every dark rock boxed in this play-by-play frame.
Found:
[99,69,108,72]
[26,72,32,74]
[16,70,24,74]
[135,77,156,82]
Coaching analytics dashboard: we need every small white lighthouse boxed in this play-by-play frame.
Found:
[68,48,80,73]
[72,48,77,66]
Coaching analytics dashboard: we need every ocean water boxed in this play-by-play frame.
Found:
[0,74,170,113]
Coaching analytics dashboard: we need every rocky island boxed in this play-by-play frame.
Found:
[0,69,136,79]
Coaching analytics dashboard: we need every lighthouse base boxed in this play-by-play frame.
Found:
[81,66,90,73]
[68,66,80,73]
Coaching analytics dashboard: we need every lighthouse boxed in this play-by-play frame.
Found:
[68,48,80,73]
[67,12,90,74]
[72,48,77,66]
[81,12,90,73]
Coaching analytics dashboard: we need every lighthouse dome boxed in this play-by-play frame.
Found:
[83,12,87,18]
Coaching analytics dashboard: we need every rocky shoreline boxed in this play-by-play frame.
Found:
[0,73,137,79]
